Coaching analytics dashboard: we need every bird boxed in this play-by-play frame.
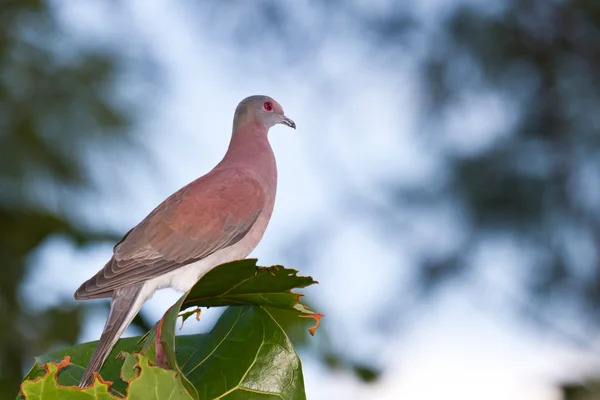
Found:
[74,95,296,388]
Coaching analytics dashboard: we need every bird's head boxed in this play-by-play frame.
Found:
[234,95,296,131]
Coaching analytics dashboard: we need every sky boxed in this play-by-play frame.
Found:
[23,0,600,399]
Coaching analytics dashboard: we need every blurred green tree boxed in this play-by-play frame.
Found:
[562,379,600,400]
[409,0,600,318]
[0,0,155,397]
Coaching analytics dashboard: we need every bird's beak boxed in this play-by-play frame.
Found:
[280,115,296,129]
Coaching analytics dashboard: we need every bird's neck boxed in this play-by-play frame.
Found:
[219,121,278,225]
[218,123,276,183]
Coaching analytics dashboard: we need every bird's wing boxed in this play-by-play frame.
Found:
[75,167,264,299]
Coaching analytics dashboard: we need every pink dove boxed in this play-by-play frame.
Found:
[74,95,295,387]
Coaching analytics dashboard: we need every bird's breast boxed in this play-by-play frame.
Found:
[149,170,277,294]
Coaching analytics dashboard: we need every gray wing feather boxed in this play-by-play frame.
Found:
[74,168,264,300]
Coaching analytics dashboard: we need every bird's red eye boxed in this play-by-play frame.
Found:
[264,101,273,111]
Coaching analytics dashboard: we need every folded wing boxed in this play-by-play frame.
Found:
[75,167,264,299]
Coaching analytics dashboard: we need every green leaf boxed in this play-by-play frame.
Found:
[31,337,145,397]
[179,307,305,399]
[118,353,139,383]
[180,259,323,334]
[122,354,192,399]
[19,357,118,399]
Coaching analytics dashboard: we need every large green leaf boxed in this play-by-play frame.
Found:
[179,307,305,399]
[180,259,322,333]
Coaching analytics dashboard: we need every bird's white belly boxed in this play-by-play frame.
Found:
[146,241,254,293]
[143,210,271,296]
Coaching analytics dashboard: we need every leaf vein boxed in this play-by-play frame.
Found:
[184,308,246,375]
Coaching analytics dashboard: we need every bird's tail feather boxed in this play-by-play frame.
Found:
[78,283,145,388]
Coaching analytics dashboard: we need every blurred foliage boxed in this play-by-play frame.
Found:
[415,0,600,308]
[381,0,600,390]
[0,0,154,397]
[562,380,600,400]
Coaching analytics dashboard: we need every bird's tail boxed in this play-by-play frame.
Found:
[78,283,145,388]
